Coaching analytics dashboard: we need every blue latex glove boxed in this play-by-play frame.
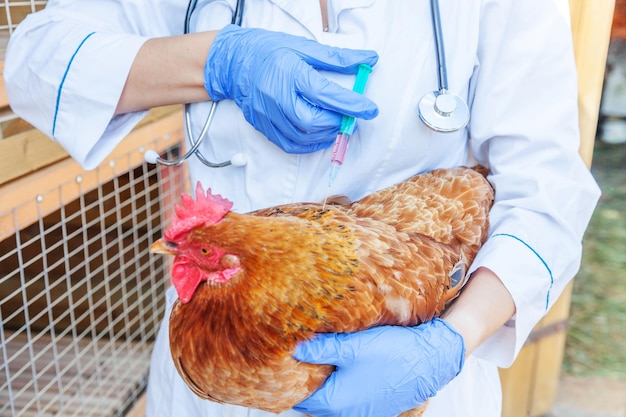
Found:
[293,318,466,417]
[204,24,379,153]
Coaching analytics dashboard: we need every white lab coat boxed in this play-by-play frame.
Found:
[4,1,600,416]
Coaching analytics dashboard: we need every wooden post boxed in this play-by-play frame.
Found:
[499,1,614,416]
[570,0,617,168]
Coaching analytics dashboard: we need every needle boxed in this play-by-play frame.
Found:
[328,64,373,188]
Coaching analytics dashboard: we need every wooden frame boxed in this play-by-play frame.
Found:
[0,107,183,240]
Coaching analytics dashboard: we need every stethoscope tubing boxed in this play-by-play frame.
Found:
[430,0,448,92]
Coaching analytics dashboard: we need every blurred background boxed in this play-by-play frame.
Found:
[550,2,626,415]
[564,0,625,384]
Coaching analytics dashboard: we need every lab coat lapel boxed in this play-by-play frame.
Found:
[269,0,375,36]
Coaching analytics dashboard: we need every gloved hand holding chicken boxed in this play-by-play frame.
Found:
[293,318,466,417]
[204,24,379,153]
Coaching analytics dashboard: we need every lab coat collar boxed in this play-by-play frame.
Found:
[269,0,375,36]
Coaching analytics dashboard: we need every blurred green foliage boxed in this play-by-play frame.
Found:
[563,140,626,379]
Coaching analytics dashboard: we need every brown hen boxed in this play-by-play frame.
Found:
[150,166,494,417]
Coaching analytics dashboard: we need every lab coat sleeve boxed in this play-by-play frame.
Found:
[466,0,601,367]
[4,1,185,169]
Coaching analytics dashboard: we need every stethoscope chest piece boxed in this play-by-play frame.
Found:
[418,90,470,133]
[417,0,471,133]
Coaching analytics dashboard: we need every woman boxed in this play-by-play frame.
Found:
[4,1,600,416]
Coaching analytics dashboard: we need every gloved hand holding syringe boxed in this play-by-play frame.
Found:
[328,64,373,187]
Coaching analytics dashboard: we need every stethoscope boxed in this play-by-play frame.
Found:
[418,0,470,132]
[145,0,470,168]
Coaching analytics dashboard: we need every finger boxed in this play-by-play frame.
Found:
[292,37,380,73]
[250,108,335,153]
[292,371,339,415]
[273,135,334,154]
[286,97,368,147]
[276,96,343,144]
[295,65,379,121]
[294,333,354,365]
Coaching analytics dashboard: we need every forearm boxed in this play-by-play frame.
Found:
[116,31,217,115]
[441,267,515,356]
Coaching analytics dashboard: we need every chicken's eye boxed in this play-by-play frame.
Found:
[201,248,210,255]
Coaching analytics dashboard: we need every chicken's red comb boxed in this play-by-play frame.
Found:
[164,182,233,241]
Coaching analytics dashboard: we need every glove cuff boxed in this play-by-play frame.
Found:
[204,24,242,101]
[431,317,466,376]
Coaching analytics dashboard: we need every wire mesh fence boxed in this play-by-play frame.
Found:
[0,145,187,417]
[0,4,190,415]
[0,0,186,417]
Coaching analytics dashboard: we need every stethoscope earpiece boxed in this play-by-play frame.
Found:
[230,153,248,167]
[144,149,161,165]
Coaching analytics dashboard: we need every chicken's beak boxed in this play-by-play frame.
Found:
[150,239,178,255]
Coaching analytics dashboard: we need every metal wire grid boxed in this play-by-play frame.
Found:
[0,147,186,417]
[0,0,46,36]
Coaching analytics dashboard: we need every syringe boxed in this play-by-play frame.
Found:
[328,64,373,188]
